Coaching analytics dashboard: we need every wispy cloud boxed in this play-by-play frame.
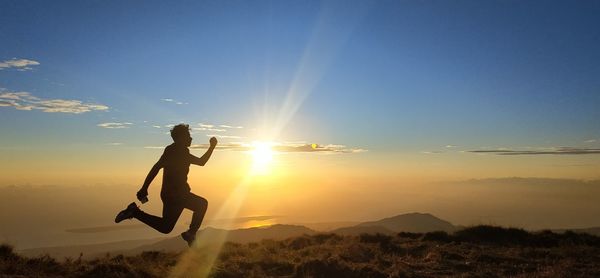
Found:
[193,127,226,132]
[97,122,132,129]
[193,123,237,132]
[469,147,600,155]
[274,143,367,153]
[0,58,40,71]
[584,139,597,143]
[161,98,187,105]
[190,142,366,153]
[0,91,108,113]
[219,124,243,129]
[207,134,243,139]
[198,123,214,128]
[106,142,124,146]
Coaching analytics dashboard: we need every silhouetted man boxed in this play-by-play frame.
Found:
[115,124,217,246]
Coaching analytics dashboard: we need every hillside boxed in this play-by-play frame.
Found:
[18,237,165,259]
[3,226,600,277]
[356,212,456,233]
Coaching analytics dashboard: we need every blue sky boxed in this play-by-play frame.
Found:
[1,0,600,159]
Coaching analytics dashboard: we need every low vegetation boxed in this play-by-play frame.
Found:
[2,225,600,277]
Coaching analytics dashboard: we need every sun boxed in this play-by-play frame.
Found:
[250,141,274,175]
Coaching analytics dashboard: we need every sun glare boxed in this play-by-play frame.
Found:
[250,141,274,175]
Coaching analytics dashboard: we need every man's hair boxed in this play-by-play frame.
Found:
[170,124,190,141]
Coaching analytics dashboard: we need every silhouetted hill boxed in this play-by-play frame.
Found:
[354,212,456,233]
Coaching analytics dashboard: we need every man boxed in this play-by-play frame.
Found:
[115,123,217,246]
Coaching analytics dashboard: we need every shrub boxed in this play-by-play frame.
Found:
[397,232,421,239]
[454,225,530,245]
[422,231,453,243]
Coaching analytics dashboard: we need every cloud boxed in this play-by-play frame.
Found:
[161,98,187,105]
[207,134,243,139]
[445,145,458,148]
[220,124,243,129]
[198,123,214,128]
[585,139,597,143]
[193,123,237,132]
[0,91,108,113]
[97,122,132,129]
[0,58,40,71]
[469,147,600,155]
[276,143,367,153]
[190,142,366,153]
[107,142,123,146]
[193,127,226,132]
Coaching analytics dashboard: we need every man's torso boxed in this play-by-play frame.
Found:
[161,143,191,196]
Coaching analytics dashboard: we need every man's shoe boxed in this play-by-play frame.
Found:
[115,202,139,223]
[181,230,196,247]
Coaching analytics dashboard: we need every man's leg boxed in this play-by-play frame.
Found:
[181,192,208,233]
[134,202,184,234]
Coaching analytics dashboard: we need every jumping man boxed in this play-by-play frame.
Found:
[115,124,217,246]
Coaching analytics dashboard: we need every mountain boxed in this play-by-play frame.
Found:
[292,221,361,232]
[553,227,600,236]
[333,212,456,235]
[17,213,457,259]
[18,237,165,259]
[128,224,315,254]
[332,225,395,236]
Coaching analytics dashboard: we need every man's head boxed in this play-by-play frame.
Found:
[170,124,192,146]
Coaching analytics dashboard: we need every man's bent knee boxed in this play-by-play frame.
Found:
[157,222,177,234]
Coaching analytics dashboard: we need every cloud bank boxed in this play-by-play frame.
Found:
[0,58,40,71]
[189,142,366,153]
[0,91,108,114]
[469,147,600,155]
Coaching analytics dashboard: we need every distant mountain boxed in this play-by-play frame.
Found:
[15,213,458,259]
[332,225,395,236]
[552,227,600,236]
[292,221,361,232]
[18,237,165,259]
[334,213,456,235]
[128,224,315,254]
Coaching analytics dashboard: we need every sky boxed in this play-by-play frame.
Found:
[1,1,600,248]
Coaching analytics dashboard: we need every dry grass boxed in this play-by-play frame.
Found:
[2,225,600,277]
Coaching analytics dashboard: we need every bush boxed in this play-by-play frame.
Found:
[454,225,530,245]
[422,231,453,243]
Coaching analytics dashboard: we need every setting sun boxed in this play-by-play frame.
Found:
[250,141,274,175]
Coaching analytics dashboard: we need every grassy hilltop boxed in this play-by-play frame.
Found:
[2,225,600,277]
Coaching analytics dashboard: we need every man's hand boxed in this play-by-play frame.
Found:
[209,137,218,148]
[137,189,149,203]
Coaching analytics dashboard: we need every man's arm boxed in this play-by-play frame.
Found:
[137,158,164,201]
[191,137,218,166]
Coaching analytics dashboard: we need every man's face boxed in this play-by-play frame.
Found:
[184,133,192,147]
[175,133,192,147]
